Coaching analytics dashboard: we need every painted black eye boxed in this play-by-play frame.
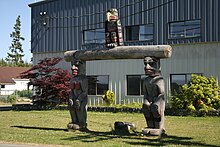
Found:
[75,61,80,66]
[149,62,156,67]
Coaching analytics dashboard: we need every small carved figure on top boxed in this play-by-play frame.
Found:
[67,59,88,132]
[142,57,166,136]
[105,8,123,48]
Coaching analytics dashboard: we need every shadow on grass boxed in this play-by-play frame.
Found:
[64,130,117,142]
[124,135,219,147]
[11,125,68,132]
[11,125,218,147]
[63,130,218,147]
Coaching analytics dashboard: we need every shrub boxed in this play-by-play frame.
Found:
[17,90,32,98]
[19,58,71,106]
[102,90,115,106]
[171,74,220,111]
[7,95,17,104]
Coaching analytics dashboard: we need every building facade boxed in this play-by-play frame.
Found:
[0,67,30,95]
[29,0,220,105]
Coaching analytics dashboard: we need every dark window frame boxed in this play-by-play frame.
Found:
[170,73,203,95]
[1,85,5,89]
[83,28,105,44]
[126,75,145,96]
[125,24,154,42]
[168,19,201,39]
[87,75,109,96]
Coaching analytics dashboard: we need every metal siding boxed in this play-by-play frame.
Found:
[154,0,158,44]
[158,0,163,44]
[120,0,126,26]
[207,0,211,42]
[45,4,50,52]
[218,0,220,41]
[173,0,178,20]
[86,59,144,102]
[213,0,217,41]
[30,0,220,53]
[214,0,220,41]
[125,0,130,25]
[75,1,79,50]
[162,43,220,76]
[29,0,220,104]
[63,1,67,52]
[54,1,59,52]
[67,0,72,50]
[178,0,184,20]
[139,0,144,24]
[134,0,139,25]
[73,0,77,49]
[50,2,54,51]
[201,0,219,42]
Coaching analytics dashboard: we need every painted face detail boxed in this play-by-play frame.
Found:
[144,57,160,76]
[106,8,118,21]
[71,65,78,76]
[71,60,82,76]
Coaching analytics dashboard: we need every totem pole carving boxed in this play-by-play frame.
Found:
[142,57,166,136]
[67,59,88,131]
[105,8,123,48]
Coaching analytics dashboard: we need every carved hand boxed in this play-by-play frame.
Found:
[75,99,80,109]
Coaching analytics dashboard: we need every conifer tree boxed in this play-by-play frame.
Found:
[6,15,25,66]
[0,58,7,66]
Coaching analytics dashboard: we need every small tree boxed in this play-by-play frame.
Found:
[171,74,220,111]
[20,57,71,106]
[0,58,7,66]
[6,15,25,66]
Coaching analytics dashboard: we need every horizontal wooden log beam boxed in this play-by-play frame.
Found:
[64,45,172,62]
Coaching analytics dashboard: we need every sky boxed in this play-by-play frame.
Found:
[0,0,38,63]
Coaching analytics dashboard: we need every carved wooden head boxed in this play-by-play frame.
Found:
[144,57,161,76]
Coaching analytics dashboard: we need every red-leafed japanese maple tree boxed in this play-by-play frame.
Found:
[20,57,71,106]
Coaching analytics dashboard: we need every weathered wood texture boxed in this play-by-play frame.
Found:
[64,45,172,62]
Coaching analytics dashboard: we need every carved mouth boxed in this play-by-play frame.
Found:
[72,69,78,75]
[145,68,154,74]
[145,68,153,71]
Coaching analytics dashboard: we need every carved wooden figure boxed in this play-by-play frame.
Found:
[67,59,88,131]
[105,8,123,48]
[142,57,166,136]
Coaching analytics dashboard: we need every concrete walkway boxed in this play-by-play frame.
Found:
[0,143,53,147]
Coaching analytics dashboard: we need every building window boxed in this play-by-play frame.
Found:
[87,75,109,95]
[84,29,105,44]
[169,19,201,39]
[83,28,105,50]
[170,73,202,95]
[1,85,5,89]
[125,24,153,41]
[140,24,154,40]
[127,75,145,96]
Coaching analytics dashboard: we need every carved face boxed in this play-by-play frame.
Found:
[144,57,160,76]
[106,8,118,21]
[71,60,80,76]
[71,65,78,76]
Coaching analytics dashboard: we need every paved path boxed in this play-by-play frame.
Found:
[0,143,52,147]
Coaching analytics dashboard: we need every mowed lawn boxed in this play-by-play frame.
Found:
[0,110,219,147]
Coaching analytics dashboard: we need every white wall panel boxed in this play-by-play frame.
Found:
[33,42,220,104]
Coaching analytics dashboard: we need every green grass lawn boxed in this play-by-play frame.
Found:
[0,110,219,147]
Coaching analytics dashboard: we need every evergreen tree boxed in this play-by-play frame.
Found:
[6,15,25,66]
[0,58,7,66]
